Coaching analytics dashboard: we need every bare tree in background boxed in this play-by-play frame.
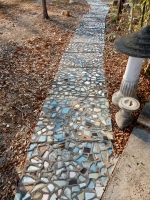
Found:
[42,0,49,19]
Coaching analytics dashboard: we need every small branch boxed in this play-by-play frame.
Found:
[12,106,24,119]
[141,2,146,27]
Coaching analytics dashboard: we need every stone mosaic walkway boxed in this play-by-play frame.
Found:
[15,0,118,199]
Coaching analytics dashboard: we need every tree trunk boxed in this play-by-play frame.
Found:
[42,0,49,19]
[117,0,122,20]
[129,2,134,33]
[144,59,150,76]
[141,2,146,27]
[117,0,125,21]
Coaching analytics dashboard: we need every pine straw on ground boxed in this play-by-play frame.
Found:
[0,0,89,198]
[104,4,150,155]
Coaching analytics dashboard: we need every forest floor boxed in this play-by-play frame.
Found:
[0,0,150,199]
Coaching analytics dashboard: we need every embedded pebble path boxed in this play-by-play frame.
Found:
[15,0,118,199]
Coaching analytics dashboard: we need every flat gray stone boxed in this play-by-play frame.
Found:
[70,33,105,43]
[65,42,103,53]
[58,53,103,69]
[102,126,150,200]
[75,27,105,36]
[141,96,150,117]
[137,114,150,128]
[137,95,150,128]
[77,21,106,29]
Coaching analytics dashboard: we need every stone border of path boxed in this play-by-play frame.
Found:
[14,1,120,200]
[102,96,150,200]
[101,127,150,200]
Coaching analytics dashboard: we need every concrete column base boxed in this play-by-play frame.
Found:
[115,109,134,129]
[112,90,138,107]
[112,91,124,107]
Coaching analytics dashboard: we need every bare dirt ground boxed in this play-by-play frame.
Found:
[0,0,89,198]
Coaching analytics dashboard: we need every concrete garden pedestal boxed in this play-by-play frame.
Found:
[112,56,144,106]
[112,25,150,106]
[115,97,140,129]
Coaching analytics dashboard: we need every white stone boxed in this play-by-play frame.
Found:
[42,128,47,132]
[50,193,57,200]
[56,168,65,175]
[47,136,53,142]
[85,81,90,85]
[85,192,95,200]
[42,151,49,158]
[44,161,49,169]
[47,125,54,130]
[95,187,104,198]
[93,115,97,118]
[41,177,49,183]
[32,183,45,192]
[54,180,67,187]
[107,133,114,140]
[42,194,49,200]
[42,188,49,193]
[65,92,69,95]
[27,165,39,171]
[83,130,90,136]
[89,173,99,179]
[21,176,35,185]
[64,187,71,199]
[75,104,80,108]
[102,120,106,125]
[70,171,76,178]
[48,184,55,192]
[94,108,101,112]
[48,131,53,135]
[95,121,100,126]
[37,131,42,135]
[79,183,86,188]
[58,189,62,196]
[78,192,84,200]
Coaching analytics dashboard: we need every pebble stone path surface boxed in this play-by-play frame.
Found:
[15,1,118,199]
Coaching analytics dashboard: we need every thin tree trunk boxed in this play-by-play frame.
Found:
[144,59,150,76]
[117,0,124,21]
[117,0,126,21]
[42,0,49,19]
[129,2,135,33]
[141,2,146,27]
